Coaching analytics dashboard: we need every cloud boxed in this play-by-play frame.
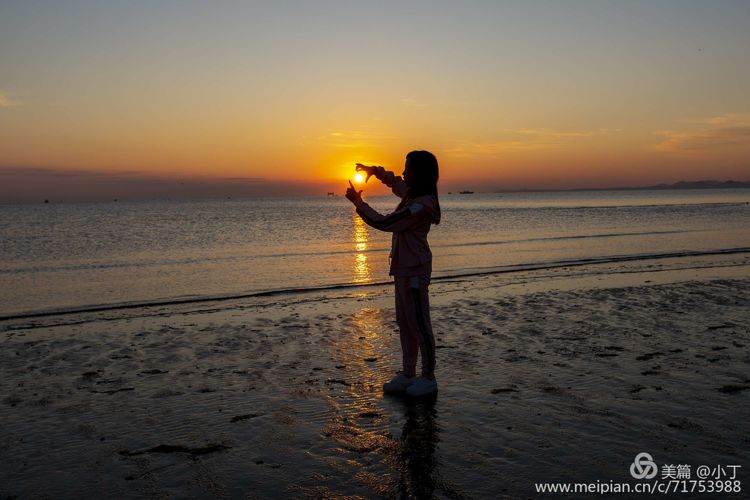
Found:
[656,114,750,152]
[0,92,21,108]
[401,97,429,108]
[510,128,617,138]
[444,128,616,158]
[315,130,394,149]
[0,166,332,202]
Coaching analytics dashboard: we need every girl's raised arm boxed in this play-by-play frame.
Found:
[356,164,408,198]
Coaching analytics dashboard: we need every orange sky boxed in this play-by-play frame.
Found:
[1,1,748,200]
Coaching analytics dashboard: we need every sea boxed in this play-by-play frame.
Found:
[1,189,749,318]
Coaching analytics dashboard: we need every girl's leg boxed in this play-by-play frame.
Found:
[410,275,436,379]
[395,276,419,377]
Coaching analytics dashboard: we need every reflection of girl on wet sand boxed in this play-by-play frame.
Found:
[397,400,439,496]
[345,151,441,397]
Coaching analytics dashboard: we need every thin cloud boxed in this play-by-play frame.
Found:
[0,166,331,202]
[510,128,616,138]
[0,92,21,108]
[401,97,429,108]
[656,114,750,152]
[0,166,265,182]
[0,166,143,178]
[316,130,395,149]
[444,128,617,158]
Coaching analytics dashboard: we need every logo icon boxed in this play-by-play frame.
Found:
[630,452,658,479]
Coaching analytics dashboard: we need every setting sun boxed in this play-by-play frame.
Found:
[354,173,365,184]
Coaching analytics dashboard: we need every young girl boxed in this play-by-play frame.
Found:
[345,150,441,396]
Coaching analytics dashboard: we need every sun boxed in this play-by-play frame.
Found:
[354,173,364,183]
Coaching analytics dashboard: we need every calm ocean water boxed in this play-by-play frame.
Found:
[1,189,749,317]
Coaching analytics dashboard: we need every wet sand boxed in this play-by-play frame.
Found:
[1,254,749,498]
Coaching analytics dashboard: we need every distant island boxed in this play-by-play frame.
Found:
[623,180,750,190]
[493,180,750,193]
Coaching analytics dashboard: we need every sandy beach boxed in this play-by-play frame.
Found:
[1,253,749,499]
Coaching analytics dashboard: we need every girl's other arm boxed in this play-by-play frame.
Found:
[353,198,424,233]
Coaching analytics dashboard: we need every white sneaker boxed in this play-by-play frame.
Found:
[383,373,415,394]
[405,376,438,397]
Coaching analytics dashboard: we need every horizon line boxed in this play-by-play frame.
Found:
[2,179,748,204]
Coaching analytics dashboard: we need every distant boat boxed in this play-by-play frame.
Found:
[459,190,474,194]
[327,192,335,196]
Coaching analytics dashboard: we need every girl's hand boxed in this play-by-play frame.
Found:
[355,163,378,183]
[345,180,363,204]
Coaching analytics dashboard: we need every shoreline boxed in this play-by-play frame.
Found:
[3,246,749,323]
[1,256,749,498]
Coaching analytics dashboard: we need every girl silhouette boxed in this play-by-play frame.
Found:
[345,151,441,396]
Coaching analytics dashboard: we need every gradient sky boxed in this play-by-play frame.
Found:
[1,0,749,199]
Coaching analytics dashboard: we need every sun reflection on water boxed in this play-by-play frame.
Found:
[352,212,372,283]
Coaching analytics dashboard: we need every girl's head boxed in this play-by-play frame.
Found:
[404,150,439,197]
